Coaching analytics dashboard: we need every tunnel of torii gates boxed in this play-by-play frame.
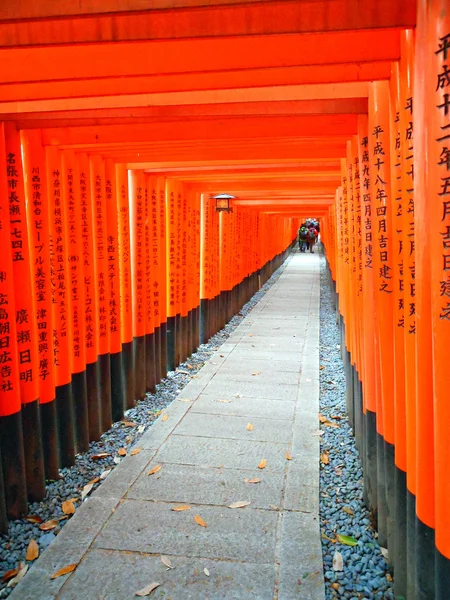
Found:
[0,0,449,597]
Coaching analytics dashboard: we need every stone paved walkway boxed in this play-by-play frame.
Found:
[11,251,324,600]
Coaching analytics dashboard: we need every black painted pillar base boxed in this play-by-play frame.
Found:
[40,400,59,480]
[174,314,181,368]
[110,351,125,423]
[407,490,417,600]
[416,517,435,599]
[71,370,89,454]
[0,444,8,533]
[134,335,146,401]
[159,321,168,379]
[166,316,176,372]
[193,306,200,354]
[98,353,112,433]
[153,326,162,385]
[86,361,101,442]
[353,371,363,455]
[122,341,135,410]
[436,548,450,600]
[55,382,75,468]
[145,332,156,393]
[376,433,388,547]
[365,410,378,515]
[199,300,209,345]
[21,400,46,502]
[394,467,407,599]
[384,441,395,569]
[0,411,27,518]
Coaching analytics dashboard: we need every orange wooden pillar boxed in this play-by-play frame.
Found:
[45,147,75,468]
[157,177,168,377]
[21,130,59,483]
[117,165,134,411]
[179,185,189,363]
[368,81,396,549]
[61,150,89,454]
[105,159,124,427]
[200,193,212,344]
[129,170,146,400]
[144,177,156,391]
[165,179,178,370]
[417,2,450,595]
[0,123,28,520]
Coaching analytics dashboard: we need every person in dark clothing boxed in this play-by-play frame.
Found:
[298,223,308,252]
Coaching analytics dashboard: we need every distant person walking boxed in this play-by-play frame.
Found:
[307,224,318,253]
[298,223,308,252]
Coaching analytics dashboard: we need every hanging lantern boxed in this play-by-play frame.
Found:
[211,194,235,213]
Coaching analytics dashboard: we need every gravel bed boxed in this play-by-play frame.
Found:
[319,255,394,600]
[0,252,293,596]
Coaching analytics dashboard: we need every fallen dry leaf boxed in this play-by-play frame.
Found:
[285,451,293,460]
[88,476,100,486]
[258,459,267,469]
[323,420,340,429]
[7,564,27,588]
[178,398,192,403]
[81,482,94,501]
[251,372,261,376]
[131,448,141,456]
[320,451,330,465]
[331,582,340,591]
[39,519,58,531]
[171,505,190,511]
[50,563,77,580]
[160,555,174,570]
[148,465,162,476]
[161,414,169,422]
[114,457,121,464]
[204,568,210,577]
[100,469,112,480]
[91,453,111,460]
[217,399,231,403]
[245,478,261,484]
[25,515,43,524]
[138,425,145,433]
[135,582,161,596]
[122,421,137,427]
[387,573,393,582]
[228,501,251,509]
[194,514,207,527]
[342,506,354,517]
[118,448,127,456]
[246,423,254,431]
[26,539,39,562]
[333,550,343,571]
[320,365,325,370]
[330,415,343,420]
[2,567,19,583]
[318,413,327,423]
[62,500,76,515]
[220,354,225,358]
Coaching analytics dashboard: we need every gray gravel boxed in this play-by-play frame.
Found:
[0,253,293,597]
[319,254,394,600]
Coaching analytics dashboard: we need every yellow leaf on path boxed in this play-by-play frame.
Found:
[258,459,267,469]
[2,567,19,583]
[62,500,76,515]
[50,563,77,579]
[135,582,161,597]
[87,477,100,486]
[245,478,261,484]
[6,564,27,588]
[122,421,137,427]
[171,505,190,511]
[162,414,169,422]
[25,515,43,524]
[285,452,293,460]
[320,365,325,370]
[318,413,327,423]
[320,451,330,465]
[39,519,58,531]
[342,506,354,517]
[118,448,127,456]
[26,539,39,561]
[178,398,192,403]
[251,372,261,376]
[246,423,253,431]
[131,448,141,456]
[148,465,162,476]
[228,501,251,509]
[91,453,111,460]
[81,482,94,501]
[217,399,231,403]
[194,514,207,527]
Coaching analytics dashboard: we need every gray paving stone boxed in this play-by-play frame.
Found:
[93,500,278,563]
[93,449,157,500]
[128,462,285,509]
[214,369,300,385]
[59,549,277,600]
[218,357,301,373]
[190,394,295,420]
[202,379,298,401]
[226,348,303,362]
[156,435,288,472]
[278,512,325,600]
[173,412,292,443]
